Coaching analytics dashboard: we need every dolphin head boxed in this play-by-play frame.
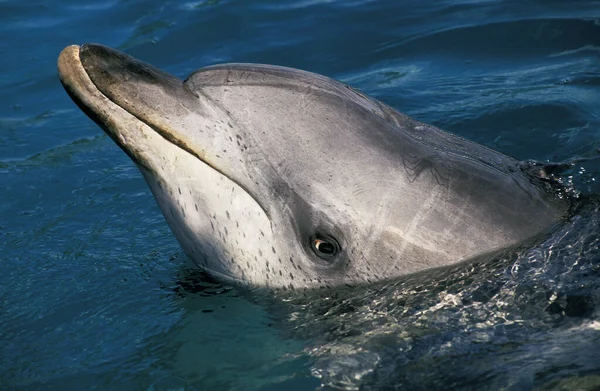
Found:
[58,44,568,290]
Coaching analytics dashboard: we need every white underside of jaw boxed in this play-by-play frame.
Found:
[137,142,280,284]
[88,98,285,286]
[68,81,286,286]
[59,46,316,288]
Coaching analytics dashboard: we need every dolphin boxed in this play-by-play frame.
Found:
[57,44,569,290]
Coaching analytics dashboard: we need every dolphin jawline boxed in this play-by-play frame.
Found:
[58,45,148,167]
[57,45,271,284]
[58,45,202,171]
[57,45,271,220]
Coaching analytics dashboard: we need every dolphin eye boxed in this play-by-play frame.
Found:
[311,235,340,259]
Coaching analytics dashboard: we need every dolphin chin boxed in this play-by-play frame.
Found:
[58,43,571,290]
[58,44,270,285]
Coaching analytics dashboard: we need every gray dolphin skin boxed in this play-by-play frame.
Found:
[58,44,569,290]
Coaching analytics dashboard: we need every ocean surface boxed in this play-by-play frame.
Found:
[2,1,600,390]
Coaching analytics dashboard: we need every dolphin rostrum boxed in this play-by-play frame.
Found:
[58,44,569,290]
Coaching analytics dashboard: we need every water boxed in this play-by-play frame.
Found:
[2,0,600,390]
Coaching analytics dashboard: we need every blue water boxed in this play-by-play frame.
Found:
[2,1,600,390]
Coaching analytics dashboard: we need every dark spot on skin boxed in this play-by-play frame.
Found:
[279,270,283,276]
[210,221,215,231]
[278,258,282,264]
[224,227,228,236]
[289,273,294,280]
[229,123,234,129]
[236,221,239,228]
[272,247,276,254]
[258,249,263,257]
[195,204,198,211]
[229,136,233,141]
[260,230,265,237]
[226,211,230,219]
[178,187,181,194]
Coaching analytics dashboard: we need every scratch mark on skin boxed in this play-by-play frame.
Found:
[384,186,445,273]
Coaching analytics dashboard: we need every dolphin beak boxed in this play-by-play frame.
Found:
[59,43,199,136]
[58,44,266,214]
[57,44,151,165]
[58,44,212,170]
[58,45,108,127]
[75,44,197,116]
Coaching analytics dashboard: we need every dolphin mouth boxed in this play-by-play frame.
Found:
[58,44,212,172]
[58,44,157,169]
[58,43,272,221]
[58,44,263,209]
